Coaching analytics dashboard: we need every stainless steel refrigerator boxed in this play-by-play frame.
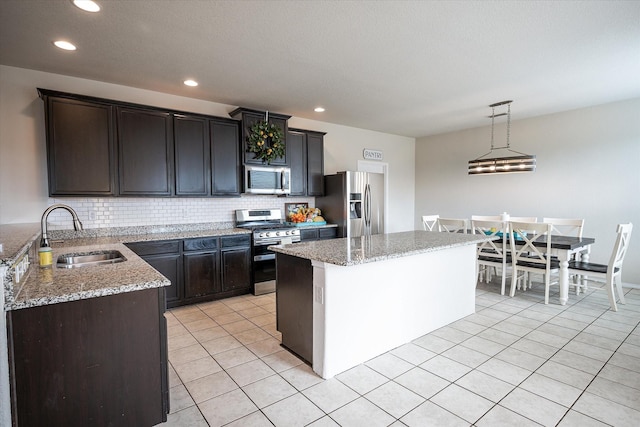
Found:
[316,171,385,238]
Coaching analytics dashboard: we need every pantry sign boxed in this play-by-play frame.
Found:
[363,148,383,161]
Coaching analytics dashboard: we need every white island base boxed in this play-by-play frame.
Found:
[311,244,476,379]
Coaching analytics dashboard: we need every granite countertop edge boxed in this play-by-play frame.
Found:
[3,224,251,312]
[270,231,494,266]
[8,278,171,311]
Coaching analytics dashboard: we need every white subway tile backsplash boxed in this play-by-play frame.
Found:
[45,195,314,230]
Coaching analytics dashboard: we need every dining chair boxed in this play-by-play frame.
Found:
[542,218,584,238]
[567,223,633,311]
[542,217,587,292]
[509,221,559,304]
[422,215,440,232]
[510,216,537,222]
[471,219,512,295]
[437,217,468,233]
[471,215,502,221]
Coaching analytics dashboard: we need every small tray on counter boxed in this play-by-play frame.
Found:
[285,221,327,227]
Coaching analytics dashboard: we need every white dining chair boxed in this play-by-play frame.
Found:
[542,218,584,238]
[567,223,633,311]
[543,217,586,292]
[437,217,467,233]
[471,215,502,221]
[509,221,559,304]
[422,215,439,232]
[510,216,537,222]
[472,219,512,295]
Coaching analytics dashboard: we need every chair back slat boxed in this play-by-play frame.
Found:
[438,217,467,233]
[509,221,553,268]
[471,220,508,259]
[422,215,439,232]
[510,216,537,223]
[471,215,502,221]
[610,223,633,270]
[542,217,584,238]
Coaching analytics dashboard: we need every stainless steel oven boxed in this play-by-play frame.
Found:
[235,209,300,295]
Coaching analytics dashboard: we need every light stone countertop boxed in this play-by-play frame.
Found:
[2,223,251,311]
[0,223,40,268]
[9,243,170,311]
[270,230,494,266]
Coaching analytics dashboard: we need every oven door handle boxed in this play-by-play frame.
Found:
[254,253,276,262]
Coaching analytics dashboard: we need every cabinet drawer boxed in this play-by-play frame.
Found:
[300,229,318,241]
[220,234,251,249]
[126,240,180,256]
[319,228,338,239]
[184,237,218,252]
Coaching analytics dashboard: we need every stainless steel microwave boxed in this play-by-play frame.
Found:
[244,165,291,195]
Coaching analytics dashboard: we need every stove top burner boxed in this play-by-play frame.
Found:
[236,222,289,231]
[235,208,301,244]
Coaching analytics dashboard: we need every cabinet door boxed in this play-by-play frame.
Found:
[45,96,115,195]
[287,130,306,196]
[234,110,289,166]
[143,253,183,307]
[8,288,167,426]
[211,119,241,195]
[306,132,325,196]
[221,248,251,292]
[183,251,220,298]
[118,107,173,195]
[174,115,210,196]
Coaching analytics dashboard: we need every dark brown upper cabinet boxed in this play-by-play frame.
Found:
[289,128,326,196]
[287,130,307,196]
[174,114,210,196]
[174,115,241,197]
[39,90,116,196]
[306,130,326,196]
[210,119,241,196]
[230,107,291,166]
[117,106,173,196]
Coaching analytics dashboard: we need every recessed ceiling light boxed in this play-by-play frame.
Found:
[53,40,77,51]
[184,80,198,87]
[314,107,325,113]
[73,1,101,12]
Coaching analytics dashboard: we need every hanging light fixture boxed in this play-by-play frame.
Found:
[468,100,536,175]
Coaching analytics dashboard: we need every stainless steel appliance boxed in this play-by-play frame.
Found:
[235,209,300,295]
[244,165,291,195]
[316,171,385,238]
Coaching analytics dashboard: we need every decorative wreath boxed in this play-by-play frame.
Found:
[247,120,285,164]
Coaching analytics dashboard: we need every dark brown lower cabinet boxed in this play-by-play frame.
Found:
[7,287,169,427]
[220,235,251,292]
[126,234,251,308]
[184,250,221,298]
[276,253,313,364]
[126,240,182,308]
[300,227,338,242]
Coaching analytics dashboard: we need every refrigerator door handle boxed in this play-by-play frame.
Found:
[364,183,371,228]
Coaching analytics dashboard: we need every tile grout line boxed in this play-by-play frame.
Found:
[437,284,629,425]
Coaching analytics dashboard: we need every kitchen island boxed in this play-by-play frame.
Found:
[271,230,493,379]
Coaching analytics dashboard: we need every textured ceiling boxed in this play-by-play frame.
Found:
[1,0,639,138]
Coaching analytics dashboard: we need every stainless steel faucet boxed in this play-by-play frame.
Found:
[40,203,84,247]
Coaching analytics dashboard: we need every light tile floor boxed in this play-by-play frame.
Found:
[156,281,640,426]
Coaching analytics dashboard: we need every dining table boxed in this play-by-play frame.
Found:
[507,234,596,305]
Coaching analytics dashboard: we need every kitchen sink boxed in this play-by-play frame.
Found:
[57,250,127,268]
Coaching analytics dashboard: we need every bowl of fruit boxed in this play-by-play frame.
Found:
[286,206,326,226]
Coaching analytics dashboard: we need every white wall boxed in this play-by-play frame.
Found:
[0,65,416,232]
[415,98,640,284]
